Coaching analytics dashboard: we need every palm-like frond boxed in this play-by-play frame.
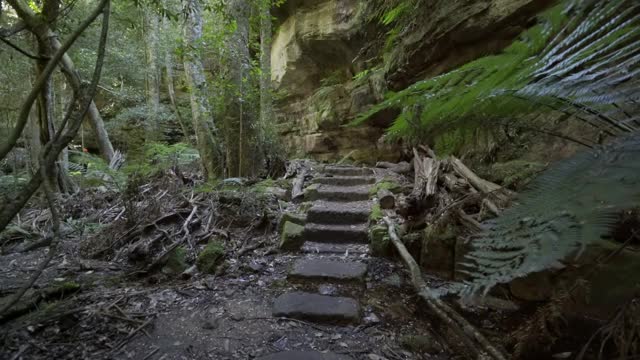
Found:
[353,0,640,144]
[355,0,640,294]
[461,134,640,295]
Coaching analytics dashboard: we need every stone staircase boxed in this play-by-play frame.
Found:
[261,165,375,360]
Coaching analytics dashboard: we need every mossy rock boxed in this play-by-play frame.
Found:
[370,224,392,257]
[279,221,305,251]
[197,241,225,274]
[277,212,306,233]
[303,183,320,201]
[369,180,403,197]
[163,246,188,275]
[369,204,383,222]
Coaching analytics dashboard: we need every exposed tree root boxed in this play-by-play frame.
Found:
[384,216,508,360]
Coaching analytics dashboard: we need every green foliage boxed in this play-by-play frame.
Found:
[70,152,127,189]
[164,246,188,274]
[320,69,349,88]
[122,141,198,179]
[461,134,640,295]
[369,180,402,196]
[370,204,383,222]
[197,240,225,274]
[71,142,198,190]
[354,0,640,149]
[380,3,409,26]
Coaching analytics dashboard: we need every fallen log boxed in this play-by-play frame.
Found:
[384,216,508,360]
[375,161,412,174]
[449,157,512,204]
[378,188,396,209]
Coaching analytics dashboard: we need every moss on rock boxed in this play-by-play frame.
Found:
[277,212,306,233]
[197,241,225,274]
[370,224,392,257]
[164,246,188,275]
[279,221,305,251]
[369,180,403,197]
[369,204,383,222]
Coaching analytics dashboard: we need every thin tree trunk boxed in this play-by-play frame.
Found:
[1,0,115,163]
[226,0,251,177]
[36,32,73,193]
[182,0,222,179]
[163,17,191,144]
[0,0,109,233]
[145,8,161,141]
[259,0,273,165]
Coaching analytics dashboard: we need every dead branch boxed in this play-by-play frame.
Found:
[375,161,412,174]
[384,216,507,360]
[291,170,306,202]
[449,157,512,204]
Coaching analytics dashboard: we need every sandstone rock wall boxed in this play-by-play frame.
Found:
[271,0,553,163]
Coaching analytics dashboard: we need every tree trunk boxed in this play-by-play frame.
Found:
[258,0,273,172]
[182,0,222,179]
[163,17,191,144]
[35,36,73,193]
[145,8,161,141]
[0,0,110,234]
[225,0,251,177]
[41,27,115,162]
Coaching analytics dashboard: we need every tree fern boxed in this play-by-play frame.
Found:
[460,133,640,295]
[353,0,640,145]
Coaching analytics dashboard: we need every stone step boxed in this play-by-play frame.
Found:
[324,166,372,177]
[307,201,371,225]
[289,258,367,282]
[302,242,369,254]
[272,292,360,323]
[314,176,375,187]
[314,185,370,202]
[304,223,368,243]
[258,351,352,360]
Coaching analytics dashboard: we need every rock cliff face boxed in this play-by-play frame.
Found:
[271,0,553,163]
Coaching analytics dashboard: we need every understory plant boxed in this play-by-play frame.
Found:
[358,0,640,295]
[354,0,640,148]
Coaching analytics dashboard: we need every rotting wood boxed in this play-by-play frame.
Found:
[375,161,412,174]
[383,216,508,360]
[449,156,512,204]
[291,169,306,202]
[378,188,395,209]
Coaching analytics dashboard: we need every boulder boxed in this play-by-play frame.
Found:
[277,212,306,233]
[279,221,305,251]
[196,241,225,274]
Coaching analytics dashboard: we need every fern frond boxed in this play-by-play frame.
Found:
[353,0,640,149]
[462,134,640,295]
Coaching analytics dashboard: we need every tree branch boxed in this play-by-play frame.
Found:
[0,36,49,60]
[383,216,508,360]
[0,0,110,236]
[0,0,109,163]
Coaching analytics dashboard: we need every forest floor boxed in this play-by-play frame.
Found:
[0,160,601,360]
[0,165,461,360]
[1,237,450,360]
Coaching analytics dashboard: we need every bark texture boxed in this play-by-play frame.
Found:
[182,0,222,179]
